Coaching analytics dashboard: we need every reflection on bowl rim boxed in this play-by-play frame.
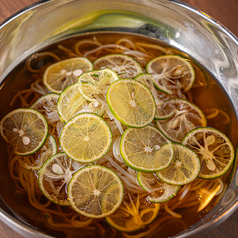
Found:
[0,0,238,238]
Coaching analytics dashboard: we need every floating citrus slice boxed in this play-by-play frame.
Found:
[155,98,207,142]
[0,108,48,155]
[78,68,119,101]
[146,55,195,95]
[57,83,86,123]
[156,143,201,185]
[67,165,124,218]
[31,93,60,123]
[137,172,180,203]
[105,193,160,232]
[182,127,235,179]
[106,79,156,128]
[43,57,93,94]
[38,153,84,205]
[19,135,57,171]
[93,54,143,79]
[60,113,112,163]
[120,125,174,172]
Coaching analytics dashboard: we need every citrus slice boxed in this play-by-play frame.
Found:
[38,152,84,205]
[60,113,112,163]
[0,108,48,156]
[106,79,156,128]
[155,98,207,142]
[182,127,235,179]
[67,165,124,218]
[31,93,60,123]
[93,54,143,79]
[57,83,86,122]
[43,57,93,94]
[78,68,119,101]
[120,125,174,172]
[134,73,155,91]
[105,193,160,232]
[146,55,195,95]
[19,135,57,171]
[137,172,180,203]
[156,143,201,185]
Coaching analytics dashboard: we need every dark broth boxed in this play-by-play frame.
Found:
[0,33,237,238]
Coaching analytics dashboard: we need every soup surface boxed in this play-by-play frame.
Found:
[0,33,237,238]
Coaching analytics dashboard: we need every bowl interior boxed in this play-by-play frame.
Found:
[0,0,238,237]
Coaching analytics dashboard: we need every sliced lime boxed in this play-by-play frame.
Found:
[60,113,112,163]
[31,93,60,123]
[38,152,84,205]
[137,172,180,203]
[78,68,119,101]
[182,127,235,179]
[156,143,201,185]
[67,165,124,218]
[93,54,143,79]
[57,83,86,123]
[0,108,48,155]
[155,98,207,142]
[120,125,174,172]
[43,57,93,94]
[106,79,156,128]
[146,55,195,95]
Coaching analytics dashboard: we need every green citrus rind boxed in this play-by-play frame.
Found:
[0,108,49,156]
[182,127,235,179]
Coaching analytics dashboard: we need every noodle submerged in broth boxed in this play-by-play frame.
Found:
[0,33,237,238]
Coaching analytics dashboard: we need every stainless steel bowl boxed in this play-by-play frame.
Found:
[0,0,238,237]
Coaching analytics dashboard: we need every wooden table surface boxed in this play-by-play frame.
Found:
[0,0,238,237]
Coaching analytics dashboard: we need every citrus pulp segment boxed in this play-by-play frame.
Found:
[105,193,160,232]
[20,135,57,171]
[67,165,124,218]
[31,93,60,123]
[137,172,180,203]
[146,55,195,95]
[43,57,93,94]
[78,68,119,101]
[38,152,84,206]
[182,127,235,179]
[0,108,48,156]
[156,143,201,185]
[60,113,112,163]
[120,125,174,172]
[93,54,143,79]
[106,79,156,128]
[57,83,86,123]
[155,98,207,142]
